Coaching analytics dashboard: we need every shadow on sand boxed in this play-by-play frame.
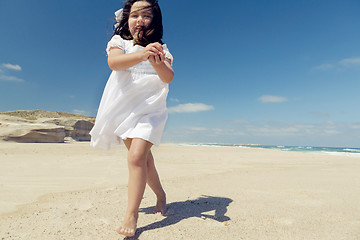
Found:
[124,195,233,240]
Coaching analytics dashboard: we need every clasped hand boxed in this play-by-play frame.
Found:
[142,42,165,65]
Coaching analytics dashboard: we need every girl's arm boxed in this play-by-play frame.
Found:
[107,48,143,71]
[107,43,165,71]
[149,56,174,84]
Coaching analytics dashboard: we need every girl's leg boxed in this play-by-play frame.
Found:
[116,138,152,237]
[123,138,166,214]
[146,151,167,214]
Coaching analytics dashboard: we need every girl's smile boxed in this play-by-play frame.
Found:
[128,1,153,40]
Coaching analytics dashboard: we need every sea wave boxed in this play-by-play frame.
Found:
[343,148,360,152]
[319,151,360,157]
[178,143,360,157]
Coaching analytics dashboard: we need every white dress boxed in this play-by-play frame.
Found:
[90,35,173,150]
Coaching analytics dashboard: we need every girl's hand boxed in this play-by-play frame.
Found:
[148,52,166,65]
[142,42,164,62]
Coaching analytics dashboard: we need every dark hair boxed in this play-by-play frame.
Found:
[114,0,163,46]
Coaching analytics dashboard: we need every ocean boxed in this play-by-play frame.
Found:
[183,143,360,157]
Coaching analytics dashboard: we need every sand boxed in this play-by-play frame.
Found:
[0,142,359,240]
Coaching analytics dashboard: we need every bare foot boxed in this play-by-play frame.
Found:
[115,213,138,237]
[153,193,166,215]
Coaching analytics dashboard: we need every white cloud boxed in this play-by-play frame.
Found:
[169,98,179,102]
[187,127,208,131]
[314,57,360,71]
[163,119,360,147]
[349,124,360,129]
[2,63,22,71]
[0,75,24,82]
[258,95,288,103]
[310,111,329,118]
[237,121,348,137]
[247,126,301,136]
[313,63,334,71]
[0,63,24,83]
[166,126,245,140]
[73,109,88,115]
[339,57,360,67]
[168,103,214,114]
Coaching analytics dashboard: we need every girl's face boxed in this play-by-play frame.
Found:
[128,1,153,40]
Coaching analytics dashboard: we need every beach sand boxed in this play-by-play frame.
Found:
[0,142,359,240]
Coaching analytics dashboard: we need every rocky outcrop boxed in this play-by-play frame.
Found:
[0,110,95,143]
[44,118,94,141]
[70,120,94,141]
[5,127,66,143]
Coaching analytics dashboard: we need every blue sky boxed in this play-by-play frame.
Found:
[1,0,360,147]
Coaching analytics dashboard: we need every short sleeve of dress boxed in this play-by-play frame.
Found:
[162,44,174,65]
[106,35,125,55]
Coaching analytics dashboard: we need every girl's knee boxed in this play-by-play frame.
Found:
[128,150,147,167]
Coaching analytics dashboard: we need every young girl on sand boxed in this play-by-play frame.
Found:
[89,0,174,237]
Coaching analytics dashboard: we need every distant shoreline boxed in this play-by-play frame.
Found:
[166,142,360,157]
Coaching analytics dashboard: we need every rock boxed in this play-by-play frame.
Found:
[43,118,94,141]
[0,110,95,143]
[5,127,66,143]
[69,120,94,141]
[0,115,66,143]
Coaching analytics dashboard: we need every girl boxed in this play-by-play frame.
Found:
[89,0,174,237]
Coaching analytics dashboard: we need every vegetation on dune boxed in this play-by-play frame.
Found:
[0,110,95,121]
